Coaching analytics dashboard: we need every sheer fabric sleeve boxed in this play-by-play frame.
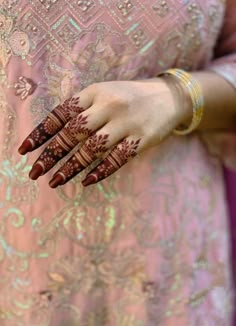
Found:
[208,0,236,88]
[201,0,236,169]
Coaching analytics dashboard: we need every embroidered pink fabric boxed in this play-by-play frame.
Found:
[0,1,235,325]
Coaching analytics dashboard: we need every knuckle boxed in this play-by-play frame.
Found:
[107,96,128,112]
[87,82,98,92]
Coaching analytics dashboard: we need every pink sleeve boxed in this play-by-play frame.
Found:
[202,0,236,170]
[208,0,236,88]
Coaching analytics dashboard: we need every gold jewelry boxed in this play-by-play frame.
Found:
[158,68,204,135]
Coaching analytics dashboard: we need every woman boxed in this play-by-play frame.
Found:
[0,0,236,325]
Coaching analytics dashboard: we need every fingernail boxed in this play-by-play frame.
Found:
[29,163,43,180]
[82,174,97,187]
[49,174,64,188]
[18,139,33,155]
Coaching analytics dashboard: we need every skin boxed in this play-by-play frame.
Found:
[18,71,236,187]
[193,71,236,130]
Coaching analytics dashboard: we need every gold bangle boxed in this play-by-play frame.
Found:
[158,69,204,135]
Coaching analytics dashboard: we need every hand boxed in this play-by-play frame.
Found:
[18,78,189,187]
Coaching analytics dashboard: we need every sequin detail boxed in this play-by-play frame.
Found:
[0,1,233,325]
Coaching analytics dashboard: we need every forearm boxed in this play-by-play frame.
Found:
[182,71,236,131]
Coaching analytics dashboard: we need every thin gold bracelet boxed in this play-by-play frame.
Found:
[158,69,204,135]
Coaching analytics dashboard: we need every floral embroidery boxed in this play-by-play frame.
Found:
[14,76,37,100]
[0,11,31,68]
[0,1,233,325]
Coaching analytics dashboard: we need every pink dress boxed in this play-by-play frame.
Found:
[0,1,235,325]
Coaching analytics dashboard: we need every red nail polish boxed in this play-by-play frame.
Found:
[18,139,33,155]
[82,174,97,187]
[29,164,43,180]
[49,174,64,188]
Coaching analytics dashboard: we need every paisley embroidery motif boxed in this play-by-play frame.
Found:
[0,1,233,325]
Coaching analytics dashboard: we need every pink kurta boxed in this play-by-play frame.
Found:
[0,1,235,325]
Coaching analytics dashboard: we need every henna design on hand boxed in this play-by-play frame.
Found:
[82,138,141,186]
[49,133,110,188]
[28,113,93,180]
[18,97,83,155]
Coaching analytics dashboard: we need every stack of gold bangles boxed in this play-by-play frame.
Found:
[158,68,204,135]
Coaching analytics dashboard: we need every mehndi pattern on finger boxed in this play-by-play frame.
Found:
[49,133,110,188]
[29,113,92,180]
[18,96,83,155]
[82,138,141,186]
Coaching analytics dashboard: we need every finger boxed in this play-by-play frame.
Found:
[48,124,125,188]
[82,137,141,186]
[18,97,84,155]
[28,105,108,180]
[18,88,94,155]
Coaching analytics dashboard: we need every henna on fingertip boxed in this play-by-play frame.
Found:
[49,133,110,188]
[82,138,141,186]
[18,97,84,155]
[28,113,93,180]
